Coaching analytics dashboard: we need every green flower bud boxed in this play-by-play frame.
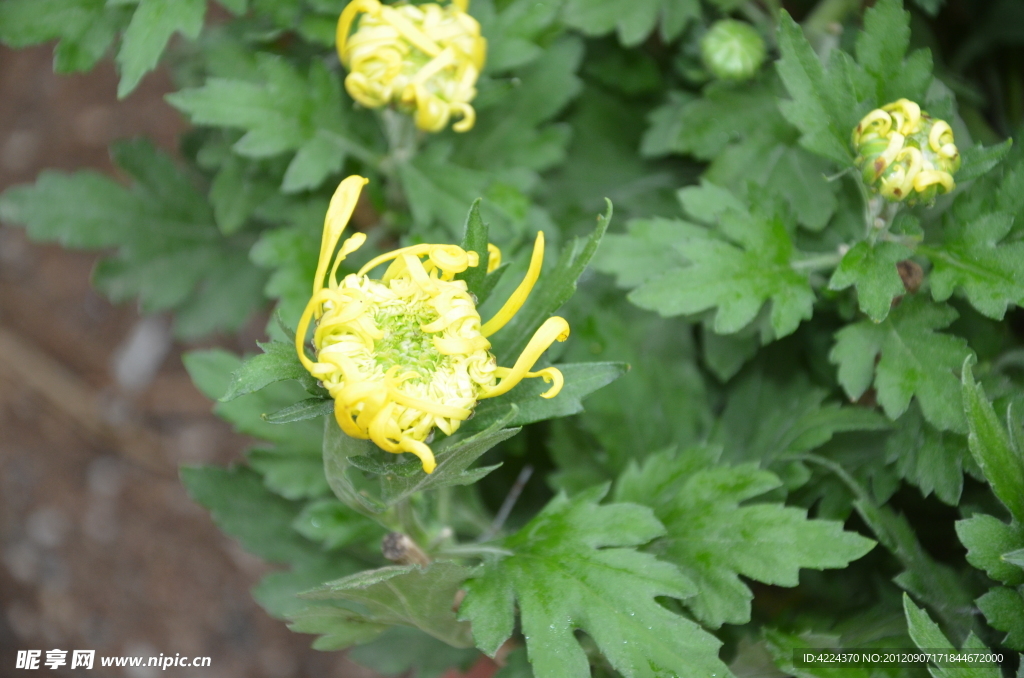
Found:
[700,20,766,81]
[852,99,960,205]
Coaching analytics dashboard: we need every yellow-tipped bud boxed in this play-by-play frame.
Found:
[852,99,960,205]
[336,0,486,133]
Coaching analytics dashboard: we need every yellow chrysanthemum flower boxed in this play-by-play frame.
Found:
[336,0,486,133]
[852,98,960,205]
[296,176,568,474]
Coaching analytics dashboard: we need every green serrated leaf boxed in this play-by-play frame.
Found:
[958,140,1014,183]
[776,12,862,165]
[858,502,975,638]
[265,398,334,424]
[615,448,874,627]
[830,296,970,432]
[1004,549,1024,570]
[398,145,490,234]
[464,362,627,434]
[829,241,912,322]
[886,403,969,505]
[977,587,1024,651]
[561,0,662,47]
[168,58,374,192]
[184,349,323,450]
[253,554,362,619]
[303,561,475,648]
[489,202,611,361]
[248,447,329,500]
[455,199,489,297]
[0,171,136,248]
[348,626,480,678]
[222,341,316,401]
[180,465,320,563]
[962,360,1024,523]
[116,0,206,98]
[629,189,814,337]
[903,594,1000,678]
[956,514,1024,586]
[292,498,384,550]
[923,212,1024,320]
[712,369,891,466]
[595,218,699,289]
[460,485,729,678]
[855,0,933,104]
[1,139,262,338]
[323,411,517,515]
[287,605,389,650]
[0,0,126,73]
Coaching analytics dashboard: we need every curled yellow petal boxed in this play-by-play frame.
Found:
[853,108,892,145]
[428,244,475,276]
[929,120,953,152]
[400,437,437,474]
[914,169,955,194]
[314,175,369,296]
[451,102,476,133]
[433,334,491,355]
[358,244,432,277]
[486,243,501,272]
[336,0,381,64]
[480,316,569,399]
[481,231,544,337]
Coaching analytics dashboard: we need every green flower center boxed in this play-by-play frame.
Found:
[373,306,443,377]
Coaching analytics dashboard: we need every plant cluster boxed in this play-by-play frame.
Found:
[2,0,1024,676]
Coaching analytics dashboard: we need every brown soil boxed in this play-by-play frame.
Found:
[0,44,380,678]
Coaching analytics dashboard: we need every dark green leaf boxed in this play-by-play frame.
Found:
[831,297,971,432]
[348,626,480,678]
[264,398,334,424]
[248,447,329,500]
[0,0,125,73]
[222,341,317,401]
[323,412,517,515]
[886,404,969,505]
[958,140,1014,183]
[628,188,814,337]
[712,368,890,466]
[180,465,320,563]
[615,447,875,627]
[116,0,206,98]
[489,202,611,360]
[977,587,1024,650]
[455,200,489,297]
[776,12,862,165]
[168,58,374,192]
[956,514,1024,586]
[303,562,475,648]
[829,241,913,322]
[858,502,975,638]
[464,362,627,433]
[962,360,1024,523]
[924,212,1024,320]
[561,0,663,47]
[460,485,729,678]
[292,498,384,550]
[903,594,1000,678]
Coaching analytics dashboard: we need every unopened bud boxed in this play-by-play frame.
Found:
[700,20,766,81]
[852,99,960,205]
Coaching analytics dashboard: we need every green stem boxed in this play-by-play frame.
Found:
[803,0,861,58]
[791,252,843,271]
